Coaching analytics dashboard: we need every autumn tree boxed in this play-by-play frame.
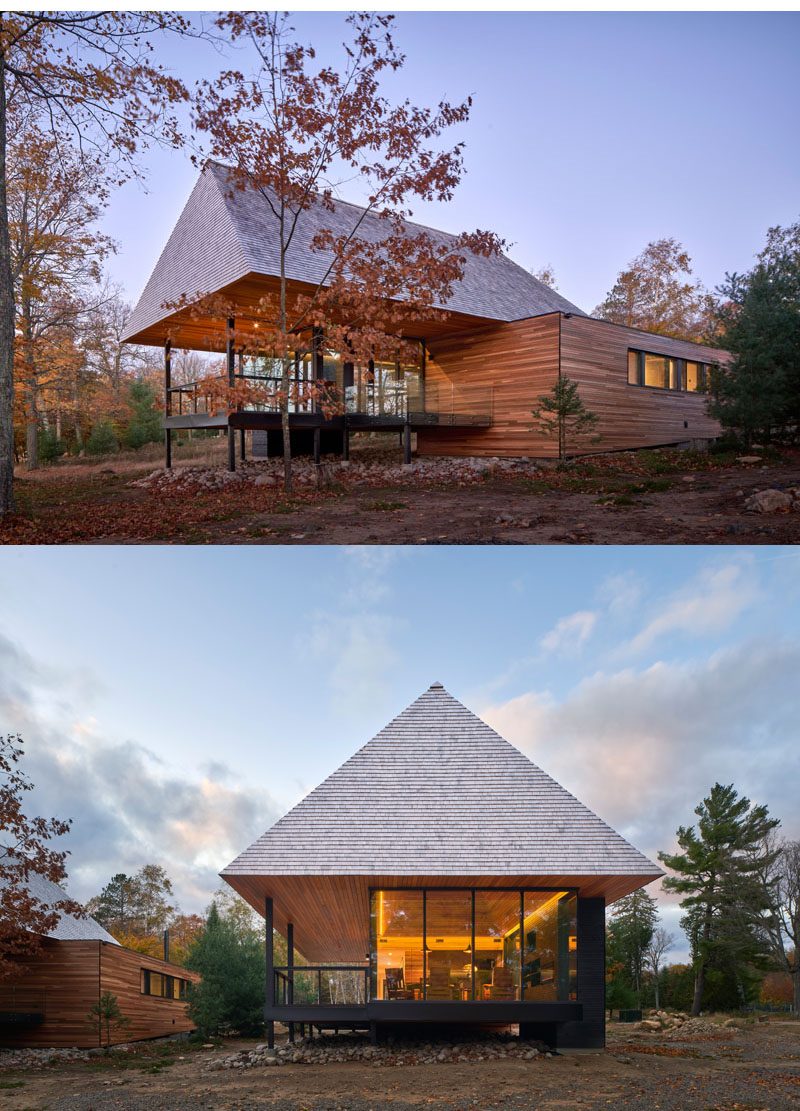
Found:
[8,113,113,468]
[760,837,800,1015]
[659,784,780,1015]
[593,238,714,342]
[0,733,82,980]
[531,374,599,461]
[87,863,176,941]
[708,220,800,445]
[644,926,675,1010]
[189,11,503,492]
[0,10,196,514]
[531,264,557,289]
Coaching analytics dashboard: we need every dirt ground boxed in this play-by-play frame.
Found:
[2,441,800,545]
[1,1020,798,1111]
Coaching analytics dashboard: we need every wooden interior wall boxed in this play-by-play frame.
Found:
[0,940,101,1048]
[559,315,725,453]
[100,945,200,1045]
[1,941,200,1048]
[417,315,561,458]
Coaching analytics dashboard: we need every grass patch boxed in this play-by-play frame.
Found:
[0,1079,25,1089]
[367,500,408,512]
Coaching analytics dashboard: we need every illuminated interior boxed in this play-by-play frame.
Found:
[628,349,711,393]
[369,888,577,1003]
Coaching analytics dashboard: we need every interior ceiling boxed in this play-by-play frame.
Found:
[124,272,499,352]
[223,873,660,964]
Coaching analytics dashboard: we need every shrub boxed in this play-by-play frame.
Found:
[87,420,119,456]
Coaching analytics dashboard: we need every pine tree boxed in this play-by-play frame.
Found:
[709,221,800,445]
[608,890,659,1005]
[531,375,599,462]
[185,901,265,1037]
[122,380,162,450]
[659,783,780,1015]
[86,419,118,456]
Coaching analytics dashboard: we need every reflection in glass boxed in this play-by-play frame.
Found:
[370,890,424,1001]
[425,889,473,1000]
[474,891,520,1000]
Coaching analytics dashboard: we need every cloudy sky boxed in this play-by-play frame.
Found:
[103,12,800,315]
[1,545,798,957]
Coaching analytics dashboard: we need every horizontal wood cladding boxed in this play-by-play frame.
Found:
[100,944,199,1045]
[559,315,725,454]
[225,872,657,965]
[418,315,561,458]
[0,940,101,1048]
[417,313,727,458]
[1,941,199,1048]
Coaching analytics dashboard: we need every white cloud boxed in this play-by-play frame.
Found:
[0,631,279,912]
[481,637,800,878]
[628,560,759,652]
[540,610,598,655]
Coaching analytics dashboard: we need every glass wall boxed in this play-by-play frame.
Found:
[522,891,577,1002]
[425,890,472,1000]
[370,890,424,1001]
[370,888,576,1002]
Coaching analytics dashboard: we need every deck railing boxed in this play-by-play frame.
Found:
[273,965,370,1007]
[167,376,493,427]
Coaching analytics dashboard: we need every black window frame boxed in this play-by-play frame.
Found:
[627,347,711,394]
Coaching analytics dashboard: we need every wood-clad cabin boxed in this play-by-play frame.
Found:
[221,683,663,1050]
[0,862,199,1049]
[122,163,727,466]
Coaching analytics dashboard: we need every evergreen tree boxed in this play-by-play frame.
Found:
[87,991,129,1051]
[608,890,659,1005]
[659,783,780,1015]
[122,379,162,450]
[531,375,600,461]
[38,428,65,463]
[185,901,265,1037]
[86,418,118,455]
[709,219,800,444]
[86,873,137,934]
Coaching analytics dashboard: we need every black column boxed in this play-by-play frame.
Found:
[403,420,412,465]
[264,896,274,1048]
[164,340,172,470]
[287,921,295,1044]
[227,317,236,472]
[557,895,605,1050]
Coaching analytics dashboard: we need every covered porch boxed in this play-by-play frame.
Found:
[234,876,613,1049]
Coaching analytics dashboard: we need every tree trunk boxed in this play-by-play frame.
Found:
[793,967,799,1016]
[691,963,704,1017]
[0,39,15,514]
[23,309,37,470]
[653,973,660,1011]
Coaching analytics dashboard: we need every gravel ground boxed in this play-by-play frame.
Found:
[1,1020,797,1111]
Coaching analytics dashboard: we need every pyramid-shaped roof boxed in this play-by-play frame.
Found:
[223,683,661,882]
[122,162,585,344]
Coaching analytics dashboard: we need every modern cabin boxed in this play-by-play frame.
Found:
[0,860,199,1048]
[122,163,727,467]
[221,683,663,1049]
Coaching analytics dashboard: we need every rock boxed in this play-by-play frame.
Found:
[745,488,793,513]
[640,1020,662,1032]
[736,455,762,464]
[254,475,276,487]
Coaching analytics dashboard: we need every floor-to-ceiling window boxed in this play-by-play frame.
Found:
[370,888,577,1002]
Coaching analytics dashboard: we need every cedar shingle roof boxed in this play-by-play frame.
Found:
[123,162,586,342]
[0,850,119,944]
[222,683,661,881]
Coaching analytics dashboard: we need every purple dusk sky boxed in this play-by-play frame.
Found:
[103,11,800,318]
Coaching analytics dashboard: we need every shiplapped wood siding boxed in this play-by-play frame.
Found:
[0,940,100,1048]
[417,315,561,458]
[1,940,198,1048]
[559,315,724,453]
[99,944,199,1044]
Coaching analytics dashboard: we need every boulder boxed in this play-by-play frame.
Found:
[745,489,793,513]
